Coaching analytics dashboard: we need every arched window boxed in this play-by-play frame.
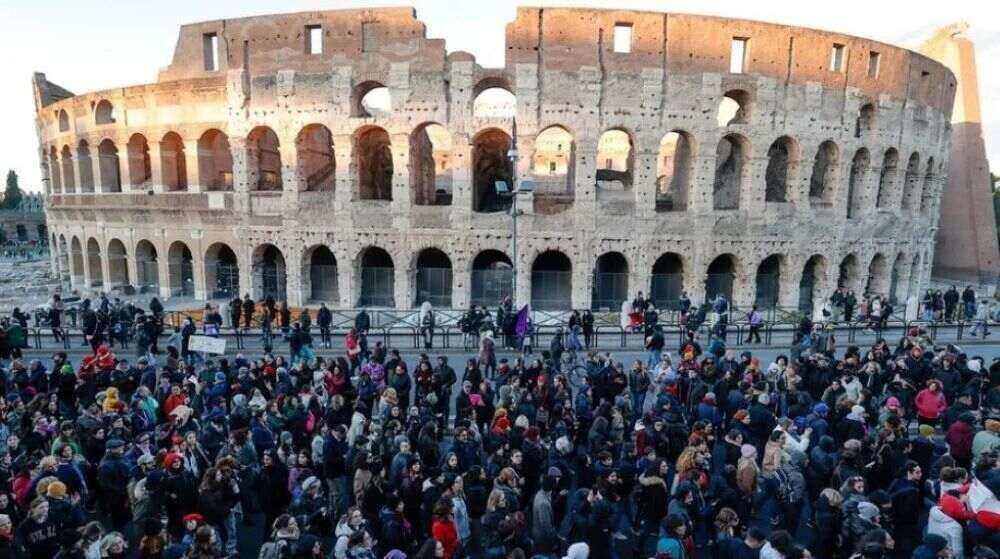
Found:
[168,241,195,297]
[596,129,633,188]
[414,248,453,307]
[358,247,395,307]
[846,148,869,219]
[48,147,62,193]
[126,134,152,189]
[713,134,747,210]
[107,239,130,289]
[98,139,122,193]
[592,252,628,310]
[306,246,338,302]
[205,243,239,299]
[352,81,391,118]
[252,244,287,301]
[355,126,393,201]
[651,253,684,310]
[77,141,95,193]
[86,238,103,288]
[876,148,898,208]
[472,128,512,213]
[531,250,572,310]
[197,129,233,190]
[656,131,693,212]
[410,123,453,205]
[764,136,796,203]
[297,124,335,192]
[471,250,513,306]
[160,132,188,191]
[94,100,115,125]
[531,126,575,214]
[838,254,859,292]
[57,109,70,132]
[60,145,76,194]
[856,103,876,136]
[866,253,888,297]
[808,140,839,206]
[799,255,828,313]
[248,127,282,191]
[902,152,920,211]
[472,84,515,119]
[706,255,736,302]
[755,255,783,308]
[135,240,159,294]
[717,90,750,127]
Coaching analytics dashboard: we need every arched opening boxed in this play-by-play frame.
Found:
[876,148,898,208]
[531,125,575,214]
[94,100,115,125]
[359,247,395,307]
[60,145,76,194]
[656,131,693,212]
[57,109,70,132]
[592,252,629,310]
[197,129,233,190]
[471,250,513,306]
[765,136,796,203]
[135,240,159,294]
[846,148,869,219]
[16,226,27,242]
[472,86,516,119]
[651,253,684,310]
[596,129,633,188]
[168,241,195,297]
[86,238,103,288]
[355,126,393,201]
[98,139,122,193]
[297,124,335,192]
[306,245,338,302]
[107,239,130,289]
[69,237,84,284]
[865,253,888,298]
[159,132,188,191]
[531,250,572,310]
[808,140,839,206]
[205,243,239,299]
[717,90,750,126]
[252,244,287,301]
[48,147,62,193]
[755,255,783,308]
[706,255,736,302]
[799,255,828,313]
[248,127,282,191]
[920,157,936,214]
[713,134,746,210]
[889,253,906,304]
[410,123,453,205]
[77,141,95,193]
[838,254,859,292]
[415,248,453,307]
[126,134,152,189]
[856,103,876,136]
[352,81,391,118]
[472,128,513,213]
[902,152,921,211]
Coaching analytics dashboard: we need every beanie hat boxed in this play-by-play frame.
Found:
[918,424,936,438]
[857,501,880,521]
[740,444,756,459]
[564,542,590,559]
[813,403,829,416]
[182,513,205,526]
[851,405,866,416]
[758,393,770,406]
[885,397,900,409]
[46,481,67,498]
[163,453,183,470]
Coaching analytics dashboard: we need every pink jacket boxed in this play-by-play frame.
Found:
[915,388,947,420]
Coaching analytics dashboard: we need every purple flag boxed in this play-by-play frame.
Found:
[514,304,531,338]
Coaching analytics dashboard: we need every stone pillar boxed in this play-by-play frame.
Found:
[74,154,91,194]
[192,257,208,301]
[572,139,598,227]
[689,153,717,214]
[337,261,353,309]
[394,265,413,310]
[779,255,802,309]
[230,137,251,213]
[686,254,706,305]
[157,244,172,300]
[452,268,471,309]
[390,133,412,229]
[743,156,768,216]
[238,245,255,300]
[149,141,165,194]
[184,139,203,192]
[449,135,472,227]
[633,149,658,219]
[285,247,305,307]
[333,135,354,216]
[572,266,591,311]
[895,260,913,303]
[117,139,132,193]
[281,143,302,220]
[515,261,531,309]
[732,266,755,310]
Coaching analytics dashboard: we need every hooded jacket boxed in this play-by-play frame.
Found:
[926,506,963,559]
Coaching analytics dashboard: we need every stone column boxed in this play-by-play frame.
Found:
[238,244,255,300]
[452,267,471,309]
[281,143,303,220]
[157,240,173,299]
[572,266,592,310]
[192,256,208,301]
[394,265,413,310]
[333,135,354,218]
[184,139,203,192]
[779,255,802,309]
[230,137,252,214]
[685,254,706,305]
[149,141,165,193]
[449,135,472,227]
[285,247,305,307]
[689,153,717,214]
[732,265,755,310]
[633,149,658,219]
[572,139,598,227]
[390,133,412,229]
[74,154,91,194]
[743,156,768,216]
[337,261,354,309]
[117,138,132,193]
[514,260,531,309]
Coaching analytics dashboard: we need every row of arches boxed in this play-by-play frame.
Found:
[54,234,925,313]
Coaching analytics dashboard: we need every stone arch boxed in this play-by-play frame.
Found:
[755,254,784,308]
[856,103,876,135]
[57,109,70,132]
[717,89,750,126]
[198,129,233,190]
[304,245,338,302]
[532,250,572,310]
[252,244,287,301]
[248,126,282,191]
[876,148,898,208]
[838,253,860,293]
[592,251,629,310]
[414,247,453,307]
[799,254,829,313]
[713,133,747,210]
[167,241,195,297]
[808,140,839,206]
[160,132,188,191]
[472,128,513,213]
[651,252,685,310]
[706,254,737,302]
[106,239,130,289]
[352,81,391,118]
[98,139,122,192]
[358,246,395,307]
[135,240,159,294]
[596,129,634,188]
[471,249,513,306]
[205,242,239,299]
[865,253,889,297]
[94,100,115,125]
[889,252,907,304]
[764,136,797,203]
[86,237,103,288]
[354,125,393,201]
[297,124,335,192]
[410,122,453,205]
[656,130,694,212]
[126,133,152,189]
[920,157,936,214]
[902,152,921,211]
[77,141,95,193]
[846,148,869,219]
[472,80,515,119]
[60,145,76,194]
[48,147,62,193]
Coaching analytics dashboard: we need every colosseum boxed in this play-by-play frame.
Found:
[33,7,956,316]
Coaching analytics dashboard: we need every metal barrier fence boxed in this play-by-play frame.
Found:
[310,265,339,302]
[705,273,734,301]
[168,258,195,297]
[591,272,628,311]
[212,263,240,300]
[253,265,286,301]
[415,267,453,307]
[650,273,683,310]
[531,271,572,310]
[360,267,394,307]
[470,269,513,307]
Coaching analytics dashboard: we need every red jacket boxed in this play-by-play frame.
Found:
[939,491,976,522]
[946,420,975,461]
[431,519,459,559]
[914,388,946,420]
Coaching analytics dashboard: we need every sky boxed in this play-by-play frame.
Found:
[2,0,998,192]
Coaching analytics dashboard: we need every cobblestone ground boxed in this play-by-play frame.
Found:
[0,255,59,313]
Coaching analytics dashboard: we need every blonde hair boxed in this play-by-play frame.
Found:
[820,488,844,508]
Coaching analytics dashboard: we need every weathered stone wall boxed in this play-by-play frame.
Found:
[34,7,954,310]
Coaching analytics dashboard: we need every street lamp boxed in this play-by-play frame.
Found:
[496,125,535,308]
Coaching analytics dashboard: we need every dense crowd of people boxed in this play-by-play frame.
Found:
[0,289,997,559]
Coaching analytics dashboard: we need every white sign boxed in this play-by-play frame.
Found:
[189,335,227,355]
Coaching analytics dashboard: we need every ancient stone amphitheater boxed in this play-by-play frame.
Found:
[34,7,955,314]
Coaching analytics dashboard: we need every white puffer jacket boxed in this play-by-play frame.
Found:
[926,505,963,559]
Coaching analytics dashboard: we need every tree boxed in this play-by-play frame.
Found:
[3,170,22,210]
